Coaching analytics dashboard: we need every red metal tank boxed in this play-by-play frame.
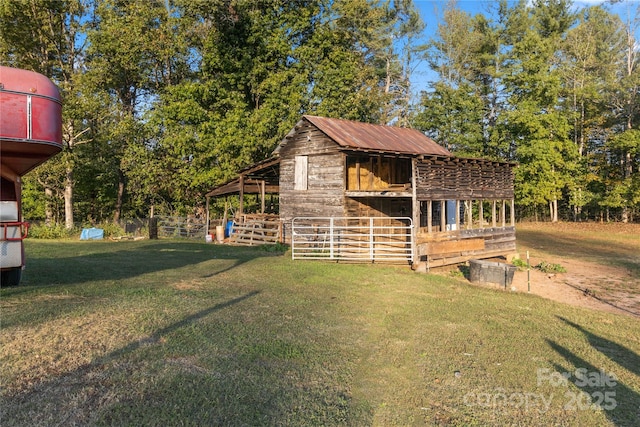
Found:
[1,67,63,286]
[1,66,63,177]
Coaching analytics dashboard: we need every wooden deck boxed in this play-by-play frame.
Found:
[415,226,516,270]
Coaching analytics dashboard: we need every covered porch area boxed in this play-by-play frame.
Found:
[411,156,517,271]
[205,157,282,245]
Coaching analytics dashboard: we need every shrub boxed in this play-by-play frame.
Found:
[93,222,125,238]
[28,223,78,239]
[259,242,289,253]
[535,261,567,274]
[511,258,529,270]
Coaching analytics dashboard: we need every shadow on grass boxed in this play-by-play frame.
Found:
[0,291,256,424]
[0,240,284,329]
[109,290,261,358]
[1,289,367,425]
[546,317,640,426]
[16,240,280,287]
[557,317,640,379]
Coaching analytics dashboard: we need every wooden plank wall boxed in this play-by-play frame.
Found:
[416,157,514,200]
[278,122,346,242]
[416,227,516,269]
[345,197,411,219]
[346,156,411,191]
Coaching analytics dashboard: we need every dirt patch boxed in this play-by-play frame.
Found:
[512,222,640,318]
[509,256,639,318]
[437,222,640,318]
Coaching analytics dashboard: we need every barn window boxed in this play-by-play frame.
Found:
[346,155,411,191]
[294,155,308,190]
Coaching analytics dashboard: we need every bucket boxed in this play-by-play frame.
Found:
[215,225,224,243]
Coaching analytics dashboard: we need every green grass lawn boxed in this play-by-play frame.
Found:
[1,239,639,426]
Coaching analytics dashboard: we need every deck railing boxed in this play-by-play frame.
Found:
[291,217,413,263]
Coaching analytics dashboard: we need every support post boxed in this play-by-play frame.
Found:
[205,196,210,235]
[411,158,419,261]
[238,174,244,218]
[510,199,515,226]
[492,200,497,228]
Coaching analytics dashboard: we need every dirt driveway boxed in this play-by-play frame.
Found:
[509,256,640,317]
[510,222,640,318]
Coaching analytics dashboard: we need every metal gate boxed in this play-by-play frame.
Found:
[156,216,207,239]
[291,217,413,263]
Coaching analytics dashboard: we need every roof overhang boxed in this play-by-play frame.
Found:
[205,156,280,198]
[419,154,517,167]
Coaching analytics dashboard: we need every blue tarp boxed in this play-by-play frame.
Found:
[80,227,104,240]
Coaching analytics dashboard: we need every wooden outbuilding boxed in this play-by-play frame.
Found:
[206,115,516,270]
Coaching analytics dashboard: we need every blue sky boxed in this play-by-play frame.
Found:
[411,0,640,93]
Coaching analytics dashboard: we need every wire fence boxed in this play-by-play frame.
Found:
[153,216,207,239]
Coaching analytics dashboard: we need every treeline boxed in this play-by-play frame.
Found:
[1,0,638,226]
[415,0,640,223]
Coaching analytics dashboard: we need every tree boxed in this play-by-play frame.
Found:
[559,6,626,220]
[414,81,484,155]
[0,0,90,229]
[605,1,640,221]
[85,0,193,221]
[504,0,577,222]
[147,0,403,213]
[375,0,426,126]
[416,0,509,160]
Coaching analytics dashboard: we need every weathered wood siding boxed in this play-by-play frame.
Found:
[345,197,411,219]
[346,156,412,191]
[416,227,516,268]
[279,122,345,242]
[416,157,514,200]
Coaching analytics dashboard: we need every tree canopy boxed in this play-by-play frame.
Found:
[1,0,638,224]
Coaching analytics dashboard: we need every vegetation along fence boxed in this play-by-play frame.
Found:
[155,216,207,239]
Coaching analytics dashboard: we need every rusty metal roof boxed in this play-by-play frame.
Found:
[300,115,451,156]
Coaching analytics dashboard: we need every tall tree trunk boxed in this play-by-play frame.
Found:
[45,187,54,226]
[113,168,125,224]
[64,165,73,229]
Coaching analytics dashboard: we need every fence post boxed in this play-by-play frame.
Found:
[291,219,296,259]
[329,217,334,260]
[149,217,158,240]
[369,217,374,261]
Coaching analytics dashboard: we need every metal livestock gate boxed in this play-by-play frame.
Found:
[155,216,207,239]
[291,217,413,263]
